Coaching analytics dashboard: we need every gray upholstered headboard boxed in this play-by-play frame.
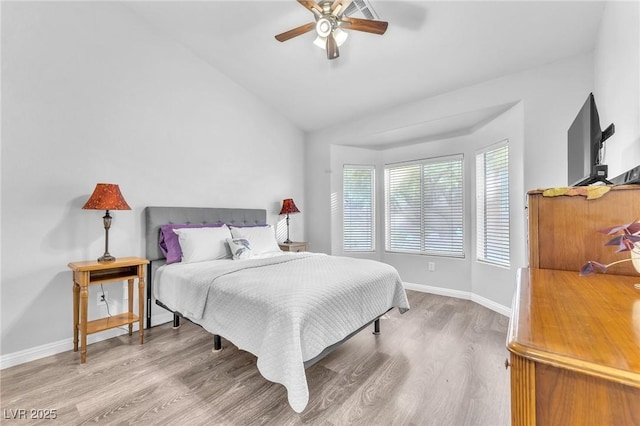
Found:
[144,206,267,262]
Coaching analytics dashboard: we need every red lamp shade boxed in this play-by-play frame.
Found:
[82,183,131,211]
[279,198,300,215]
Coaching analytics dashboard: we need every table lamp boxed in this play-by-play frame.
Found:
[82,183,131,263]
[279,198,300,244]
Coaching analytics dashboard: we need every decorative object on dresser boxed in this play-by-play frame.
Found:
[279,198,300,243]
[580,220,640,275]
[507,186,640,425]
[82,183,131,263]
[279,241,308,252]
[68,256,149,364]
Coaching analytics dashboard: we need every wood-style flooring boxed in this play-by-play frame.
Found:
[0,291,511,425]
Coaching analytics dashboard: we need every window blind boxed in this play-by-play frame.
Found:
[476,143,510,267]
[385,155,464,257]
[385,164,422,252]
[423,158,464,255]
[343,165,375,252]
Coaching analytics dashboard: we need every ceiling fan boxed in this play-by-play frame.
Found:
[275,0,388,60]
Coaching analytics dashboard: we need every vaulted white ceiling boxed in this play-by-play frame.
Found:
[125,1,605,134]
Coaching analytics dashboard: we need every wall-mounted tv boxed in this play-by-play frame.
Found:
[567,92,615,186]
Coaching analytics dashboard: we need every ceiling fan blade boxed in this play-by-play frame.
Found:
[297,0,323,16]
[326,33,339,60]
[341,16,388,35]
[330,0,352,17]
[275,22,317,42]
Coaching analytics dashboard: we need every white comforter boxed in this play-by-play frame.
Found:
[154,252,409,412]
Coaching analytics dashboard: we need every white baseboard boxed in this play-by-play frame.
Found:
[1,338,75,371]
[471,293,512,317]
[403,282,512,317]
[0,314,171,370]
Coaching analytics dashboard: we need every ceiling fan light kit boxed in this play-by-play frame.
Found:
[275,0,388,60]
[313,28,348,50]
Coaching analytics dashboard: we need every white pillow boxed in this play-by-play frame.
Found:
[172,225,231,263]
[227,238,252,260]
[230,225,281,255]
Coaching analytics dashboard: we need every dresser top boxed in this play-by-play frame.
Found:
[508,268,640,388]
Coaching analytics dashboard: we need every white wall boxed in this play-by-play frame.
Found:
[594,1,640,178]
[1,2,304,361]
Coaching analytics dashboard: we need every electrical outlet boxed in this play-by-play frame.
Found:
[428,262,435,272]
[97,291,108,306]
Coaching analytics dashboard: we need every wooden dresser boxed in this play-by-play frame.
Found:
[507,185,640,425]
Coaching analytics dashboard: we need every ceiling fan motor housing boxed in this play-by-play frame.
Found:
[316,17,334,37]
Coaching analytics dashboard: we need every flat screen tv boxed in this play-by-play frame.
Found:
[567,93,615,186]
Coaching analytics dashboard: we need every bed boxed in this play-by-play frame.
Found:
[144,206,410,413]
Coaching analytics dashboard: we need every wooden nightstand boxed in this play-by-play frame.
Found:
[68,256,149,363]
[279,242,308,252]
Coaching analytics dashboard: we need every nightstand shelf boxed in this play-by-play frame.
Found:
[279,242,308,252]
[84,312,139,335]
[68,256,149,363]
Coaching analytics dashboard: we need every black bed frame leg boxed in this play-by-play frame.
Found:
[146,263,153,329]
[373,318,381,335]
[172,314,181,329]
[212,334,223,353]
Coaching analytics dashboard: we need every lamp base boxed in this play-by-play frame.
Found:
[97,254,116,263]
[283,239,293,244]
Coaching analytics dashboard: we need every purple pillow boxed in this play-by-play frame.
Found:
[159,223,223,264]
